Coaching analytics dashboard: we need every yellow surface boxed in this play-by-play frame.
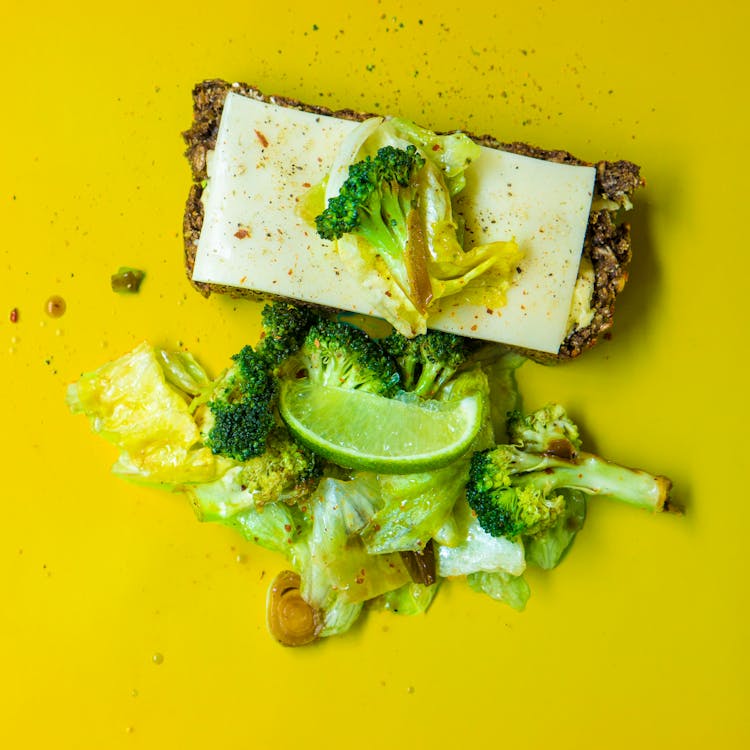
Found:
[2,1,748,747]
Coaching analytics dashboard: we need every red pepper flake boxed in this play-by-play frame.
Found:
[486,308,494,315]
[284,524,292,532]
[470,324,478,331]
[431,144,441,151]
[9,307,18,323]
[302,182,311,188]
[254,129,269,148]
[234,228,250,239]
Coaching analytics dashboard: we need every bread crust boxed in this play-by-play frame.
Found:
[182,79,643,361]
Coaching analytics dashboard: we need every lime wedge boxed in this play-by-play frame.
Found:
[279,380,482,473]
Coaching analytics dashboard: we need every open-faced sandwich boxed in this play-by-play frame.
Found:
[67,81,674,647]
[183,79,643,360]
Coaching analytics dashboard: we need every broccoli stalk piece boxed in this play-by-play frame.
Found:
[382,329,475,398]
[315,145,426,260]
[297,319,400,397]
[315,145,432,313]
[203,345,278,462]
[257,300,317,369]
[466,405,673,539]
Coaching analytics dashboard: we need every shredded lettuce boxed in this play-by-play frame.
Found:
[467,571,531,612]
[525,490,587,570]
[66,342,225,486]
[372,581,440,616]
[436,496,526,578]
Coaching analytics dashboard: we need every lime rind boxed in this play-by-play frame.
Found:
[279,380,482,473]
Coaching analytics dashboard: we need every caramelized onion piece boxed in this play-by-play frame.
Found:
[400,540,437,585]
[404,208,433,313]
[266,570,321,647]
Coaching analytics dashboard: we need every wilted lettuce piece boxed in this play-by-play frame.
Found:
[157,349,212,396]
[362,464,469,554]
[436,495,525,578]
[112,448,223,487]
[302,479,410,607]
[467,571,530,612]
[67,342,222,485]
[361,370,493,554]
[372,581,440,616]
[384,118,482,195]
[318,597,364,639]
[525,490,587,570]
[482,352,526,443]
[187,465,268,522]
[228,499,311,561]
[417,158,523,310]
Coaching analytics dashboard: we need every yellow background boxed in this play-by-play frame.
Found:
[3,1,748,747]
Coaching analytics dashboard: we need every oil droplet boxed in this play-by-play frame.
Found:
[125,726,135,734]
[236,553,248,564]
[131,688,139,698]
[151,652,164,665]
[407,686,415,694]
[45,295,66,318]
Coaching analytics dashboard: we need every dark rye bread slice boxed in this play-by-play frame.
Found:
[183,79,643,361]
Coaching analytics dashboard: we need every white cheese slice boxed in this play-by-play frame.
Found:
[192,91,595,354]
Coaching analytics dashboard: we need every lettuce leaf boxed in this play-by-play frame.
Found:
[525,490,586,570]
[372,581,440,616]
[67,342,224,486]
[467,570,530,611]
[436,496,526,578]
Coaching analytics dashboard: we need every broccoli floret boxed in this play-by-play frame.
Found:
[257,300,317,369]
[466,405,673,539]
[506,403,582,458]
[315,145,426,260]
[204,346,278,462]
[299,319,400,397]
[382,329,475,398]
[238,426,322,506]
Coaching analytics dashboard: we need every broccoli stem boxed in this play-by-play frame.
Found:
[413,362,452,398]
[514,451,672,512]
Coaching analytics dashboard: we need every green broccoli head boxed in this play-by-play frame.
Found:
[466,447,566,539]
[507,403,582,458]
[467,405,673,539]
[315,144,426,260]
[205,345,278,462]
[299,319,400,397]
[257,300,317,369]
[238,426,322,506]
[382,329,475,398]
